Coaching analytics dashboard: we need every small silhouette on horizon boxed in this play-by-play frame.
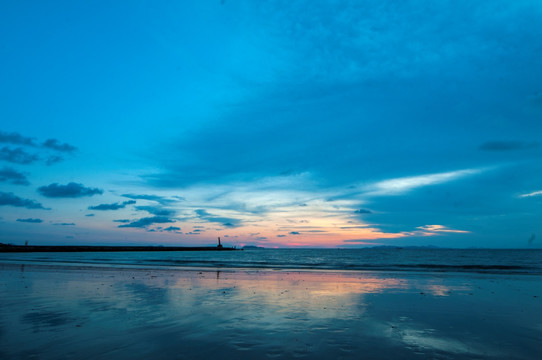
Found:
[217,237,223,248]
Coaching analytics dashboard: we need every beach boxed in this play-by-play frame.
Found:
[1,262,541,359]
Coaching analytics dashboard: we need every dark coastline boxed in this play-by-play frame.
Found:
[0,244,238,253]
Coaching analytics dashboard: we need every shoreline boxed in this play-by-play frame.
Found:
[1,262,541,359]
[2,260,542,277]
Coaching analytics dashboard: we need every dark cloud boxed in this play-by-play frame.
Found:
[195,209,242,228]
[122,193,179,205]
[355,209,373,214]
[85,213,95,217]
[88,200,136,211]
[16,218,43,223]
[0,131,36,146]
[0,147,39,164]
[38,182,103,198]
[53,222,75,226]
[42,139,77,153]
[277,234,286,237]
[163,226,181,232]
[45,155,64,166]
[289,231,300,235]
[135,205,175,216]
[0,167,29,185]
[0,191,47,209]
[118,216,174,228]
[0,131,76,153]
[479,141,539,151]
[113,219,130,223]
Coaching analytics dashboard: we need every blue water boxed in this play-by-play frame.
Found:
[1,248,541,275]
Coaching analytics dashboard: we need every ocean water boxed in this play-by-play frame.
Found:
[1,248,541,275]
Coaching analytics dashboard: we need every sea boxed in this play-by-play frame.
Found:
[1,248,541,275]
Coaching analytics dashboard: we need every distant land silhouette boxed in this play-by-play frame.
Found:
[0,243,238,253]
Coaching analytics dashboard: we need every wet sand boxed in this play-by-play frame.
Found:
[1,264,541,359]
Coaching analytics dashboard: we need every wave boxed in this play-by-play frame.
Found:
[2,248,541,275]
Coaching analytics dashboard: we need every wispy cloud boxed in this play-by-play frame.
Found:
[16,218,43,223]
[364,169,482,196]
[42,139,77,153]
[519,190,542,198]
[195,209,242,228]
[416,225,469,234]
[88,200,136,211]
[162,226,181,232]
[118,216,174,228]
[135,205,175,216]
[354,209,372,214]
[122,193,182,205]
[38,182,103,198]
[45,155,64,166]
[0,191,47,209]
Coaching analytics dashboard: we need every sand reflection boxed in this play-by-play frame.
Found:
[1,265,541,359]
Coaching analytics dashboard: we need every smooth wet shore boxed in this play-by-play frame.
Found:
[1,264,541,359]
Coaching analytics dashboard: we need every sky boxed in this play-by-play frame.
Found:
[1,0,542,248]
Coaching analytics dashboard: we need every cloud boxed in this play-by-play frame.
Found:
[38,182,103,198]
[113,219,130,223]
[0,132,75,166]
[122,193,180,205]
[88,200,136,211]
[365,169,482,196]
[45,155,64,166]
[0,191,47,209]
[195,209,242,228]
[355,209,372,214]
[416,225,469,234]
[0,131,36,146]
[0,131,76,153]
[118,216,174,228]
[135,205,175,216]
[289,231,300,235]
[519,190,542,198]
[163,226,181,232]
[42,139,77,153]
[0,147,39,164]
[16,218,43,223]
[85,213,95,217]
[0,167,29,185]
[479,141,539,151]
[53,222,76,226]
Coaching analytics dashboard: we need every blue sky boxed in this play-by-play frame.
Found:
[1,0,541,248]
